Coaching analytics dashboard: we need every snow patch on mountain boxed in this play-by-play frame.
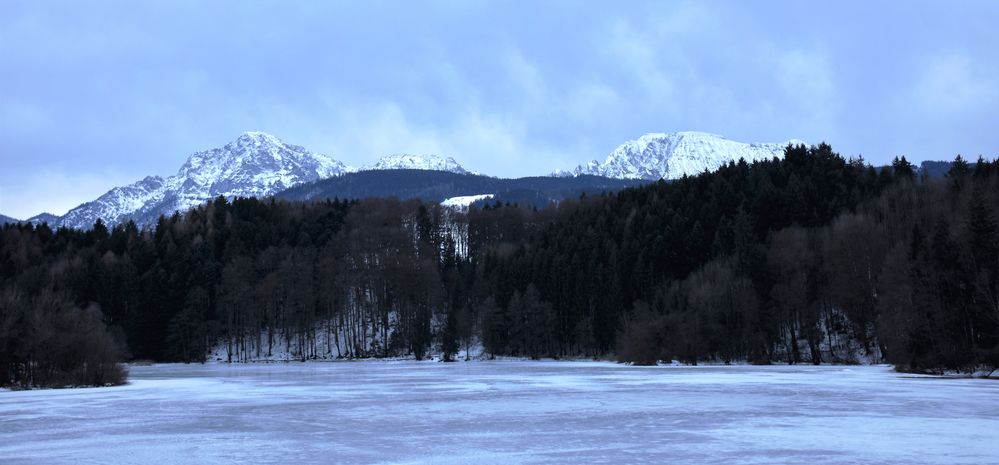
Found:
[560,131,806,180]
[441,194,494,211]
[361,154,473,175]
[27,130,804,230]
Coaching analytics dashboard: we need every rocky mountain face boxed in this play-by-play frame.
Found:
[54,132,349,229]
[18,131,819,230]
[556,131,805,180]
[360,154,472,175]
[20,213,60,227]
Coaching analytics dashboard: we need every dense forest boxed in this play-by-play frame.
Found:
[2,144,998,388]
[277,169,647,209]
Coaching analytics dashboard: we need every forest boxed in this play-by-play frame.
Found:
[2,144,998,388]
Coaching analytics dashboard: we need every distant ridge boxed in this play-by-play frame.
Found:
[277,170,647,209]
[46,132,350,229]
[360,154,473,175]
[557,131,805,180]
[18,131,824,229]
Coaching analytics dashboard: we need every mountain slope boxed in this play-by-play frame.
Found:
[560,131,805,180]
[278,170,647,209]
[918,160,954,178]
[0,214,19,225]
[25,131,810,229]
[25,213,61,226]
[360,154,472,174]
[56,132,349,229]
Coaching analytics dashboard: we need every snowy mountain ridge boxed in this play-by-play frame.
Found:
[558,131,806,180]
[56,132,350,229]
[360,154,473,175]
[23,130,807,230]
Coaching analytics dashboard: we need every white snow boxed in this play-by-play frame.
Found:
[1,362,997,464]
[55,132,350,229]
[562,131,806,180]
[360,154,474,175]
[51,139,481,229]
[439,195,493,257]
[441,194,494,210]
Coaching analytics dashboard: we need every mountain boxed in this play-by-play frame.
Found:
[278,170,647,209]
[871,161,952,178]
[558,131,805,180]
[25,213,60,226]
[0,213,59,226]
[23,131,808,230]
[54,132,349,229]
[919,160,953,178]
[360,154,472,175]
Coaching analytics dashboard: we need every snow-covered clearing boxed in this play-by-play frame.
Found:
[1,362,997,464]
[441,193,494,210]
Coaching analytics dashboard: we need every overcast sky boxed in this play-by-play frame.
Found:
[2,1,998,219]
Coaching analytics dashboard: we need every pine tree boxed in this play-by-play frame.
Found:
[440,306,460,362]
[892,156,916,180]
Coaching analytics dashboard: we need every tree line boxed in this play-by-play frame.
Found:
[2,145,997,387]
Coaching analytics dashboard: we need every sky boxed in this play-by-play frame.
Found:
[1,1,998,219]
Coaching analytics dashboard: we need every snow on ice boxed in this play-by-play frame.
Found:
[1,362,998,464]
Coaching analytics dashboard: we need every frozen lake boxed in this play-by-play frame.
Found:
[2,362,998,464]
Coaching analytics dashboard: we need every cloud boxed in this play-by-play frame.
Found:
[596,7,839,145]
[0,169,138,219]
[0,100,50,135]
[565,83,621,123]
[3,1,999,217]
[326,103,448,166]
[502,49,546,103]
[602,17,676,103]
[912,53,998,114]
[320,101,545,176]
[771,47,840,141]
[776,49,836,110]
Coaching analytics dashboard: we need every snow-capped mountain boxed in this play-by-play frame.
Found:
[360,154,473,175]
[56,132,349,229]
[5,212,70,227]
[557,131,805,180]
[22,130,807,230]
[25,213,61,226]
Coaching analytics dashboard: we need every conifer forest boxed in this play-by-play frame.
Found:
[3,145,998,388]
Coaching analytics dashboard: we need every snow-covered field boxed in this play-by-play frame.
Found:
[1,362,997,464]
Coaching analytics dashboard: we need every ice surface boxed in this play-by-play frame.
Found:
[1,362,998,464]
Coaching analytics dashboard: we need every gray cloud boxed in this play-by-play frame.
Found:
[1,0,997,218]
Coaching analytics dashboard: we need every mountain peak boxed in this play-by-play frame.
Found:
[0,213,20,225]
[235,131,283,147]
[361,154,472,175]
[179,132,346,181]
[25,213,60,226]
[240,130,277,138]
[563,131,804,180]
[53,133,350,229]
